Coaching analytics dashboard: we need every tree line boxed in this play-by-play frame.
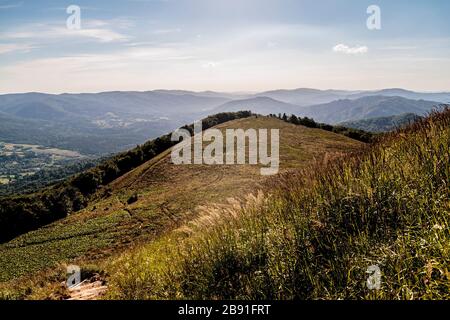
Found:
[268,113,374,143]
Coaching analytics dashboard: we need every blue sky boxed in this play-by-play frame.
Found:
[0,0,449,93]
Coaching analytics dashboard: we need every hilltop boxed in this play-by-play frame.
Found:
[0,115,363,298]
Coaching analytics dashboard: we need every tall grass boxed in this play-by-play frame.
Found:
[108,109,450,300]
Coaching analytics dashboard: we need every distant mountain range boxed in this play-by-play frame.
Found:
[347,88,450,103]
[0,88,448,155]
[298,95,439,124]
[250,88,450,107]
[0,91,232,154]
[252,88,357,106]
[0,91,229,120]
[214,93,442,124]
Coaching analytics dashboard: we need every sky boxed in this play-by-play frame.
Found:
[0,0,450,93]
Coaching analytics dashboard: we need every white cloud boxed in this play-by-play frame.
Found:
[0,20,130,43]
[0,2,22,9]
[202,61,219,69]
[152,28,182,35]
[333,44,368,55]
[0,43,35,54]
[381,46,417,51]
[83,20,109,28]
[1,45,196,75]
[65,27,129,43]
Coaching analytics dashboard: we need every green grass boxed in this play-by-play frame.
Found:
[107,109,450,300]
[0,211,126,282]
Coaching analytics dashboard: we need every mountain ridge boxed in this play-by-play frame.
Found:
[299,95,440,124]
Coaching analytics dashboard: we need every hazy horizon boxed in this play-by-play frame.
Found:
[1,86,450,96]
[1,0,450,93]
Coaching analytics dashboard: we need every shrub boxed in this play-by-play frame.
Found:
[127,194,138,205]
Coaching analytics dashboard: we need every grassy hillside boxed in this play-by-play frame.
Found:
[106,109,449,300]
[0,116,363,298]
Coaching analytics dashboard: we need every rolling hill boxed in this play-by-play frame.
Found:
[207,91,443,123]
[0,91,229,119]
[254,88,450,106]
[254,88,357,106]
[213,96,300,115]
[0,115,364,298]
[348,88,450,103]
[299,95,439,124]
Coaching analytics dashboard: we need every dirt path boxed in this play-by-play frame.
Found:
[67,279,108,300]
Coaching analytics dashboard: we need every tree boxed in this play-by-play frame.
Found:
[289,114,299,125]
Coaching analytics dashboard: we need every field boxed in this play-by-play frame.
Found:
[0,142,86,189]
[0,116,363,298]
[1,143,82,158]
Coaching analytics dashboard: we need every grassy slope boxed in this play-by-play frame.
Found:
[107,110,449,300]
[0,117,362,298]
